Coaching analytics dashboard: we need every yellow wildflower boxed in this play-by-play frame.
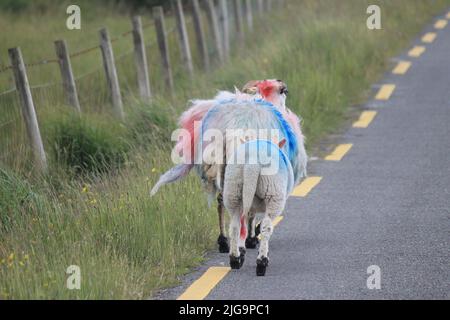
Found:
[151,168,157,173]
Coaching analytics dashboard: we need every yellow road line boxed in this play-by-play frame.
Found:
[177,267,231,300]
[375,84,396,100]
[422,32,437,43]
[408,46,426,58]
[291,177,322,197]
[272,215,284,227]
[434,19,447,29]
[353,111,377,128]
[392,61,411,75]
[324,144,353,161]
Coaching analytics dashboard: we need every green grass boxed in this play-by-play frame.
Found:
[1,0,449,299]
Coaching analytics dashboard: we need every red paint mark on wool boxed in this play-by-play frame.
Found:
[257,80,275,99]
[240,216,247,239]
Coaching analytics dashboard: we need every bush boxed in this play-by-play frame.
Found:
[45,113,130,176]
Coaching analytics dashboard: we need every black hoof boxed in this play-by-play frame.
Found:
[230,248,246,269]
[217,235,229,253]
[245,236,259,249]
[256,257,269,276]
[230,255,241,269]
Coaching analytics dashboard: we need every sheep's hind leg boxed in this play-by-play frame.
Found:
[229,214,244,269]
[217,193,230,253]
[256,210,280,276]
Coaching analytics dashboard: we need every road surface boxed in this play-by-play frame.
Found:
[158,13,450,300]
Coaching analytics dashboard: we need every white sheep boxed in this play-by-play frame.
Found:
[223,138,294,276]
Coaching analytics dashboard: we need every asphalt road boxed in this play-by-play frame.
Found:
[158,14,450,300]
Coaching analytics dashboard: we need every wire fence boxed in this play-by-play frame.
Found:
[0,0,284,172]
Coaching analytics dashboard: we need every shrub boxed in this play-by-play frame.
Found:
[45,113,130,176]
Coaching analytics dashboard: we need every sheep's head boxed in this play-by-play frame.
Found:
[242,79,288,110]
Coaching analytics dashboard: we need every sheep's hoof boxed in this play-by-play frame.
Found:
[217,235,229,253]
[230,248,246,269]
[229,255,241,269]
[256,257,269,276]
[245,236,259,249]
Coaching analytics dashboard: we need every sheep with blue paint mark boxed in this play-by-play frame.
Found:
[223,138,294,276]
[150,80,307,253]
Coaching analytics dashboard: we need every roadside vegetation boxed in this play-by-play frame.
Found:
[0,0,448,299]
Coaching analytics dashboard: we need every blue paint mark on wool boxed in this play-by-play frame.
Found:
[202,98,298,161]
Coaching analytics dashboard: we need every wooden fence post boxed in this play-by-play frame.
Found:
[244,0,253,31]
[8,47,47,172]
[174,0,194,78]
[233,0,244,44]
[132,16,152,102]
[191,0,210,71]
[265,0,272,12]
[219,0,230,61]
[54,40,81,112]
[153,6,174,95]
[205,0,224,64]
[99,28,124,119]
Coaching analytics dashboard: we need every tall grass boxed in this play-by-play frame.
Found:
[1,0,449,299]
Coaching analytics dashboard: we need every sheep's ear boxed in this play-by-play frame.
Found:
[278,138,287,148]
[242,80,260,94]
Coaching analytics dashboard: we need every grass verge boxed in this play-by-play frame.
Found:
[1,0,449,299]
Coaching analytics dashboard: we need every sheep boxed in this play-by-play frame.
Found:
[223,138,294,276]
[151,80,307,254]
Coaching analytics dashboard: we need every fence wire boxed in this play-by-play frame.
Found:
[1,1,280,172]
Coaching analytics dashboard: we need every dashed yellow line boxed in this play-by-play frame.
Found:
[408,46,426,58]
[375,84,396,100]
[324,144,353,161]
[177,267,230,300]
[272,215,284,227]
[422,32,437,43]
[392,61,411,75]
[434,19,447,29]
[291,177,322,197]
[353,111,377,128]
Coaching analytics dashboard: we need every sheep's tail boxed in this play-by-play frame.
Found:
[242,165,260,216]
[150,164,193,196]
